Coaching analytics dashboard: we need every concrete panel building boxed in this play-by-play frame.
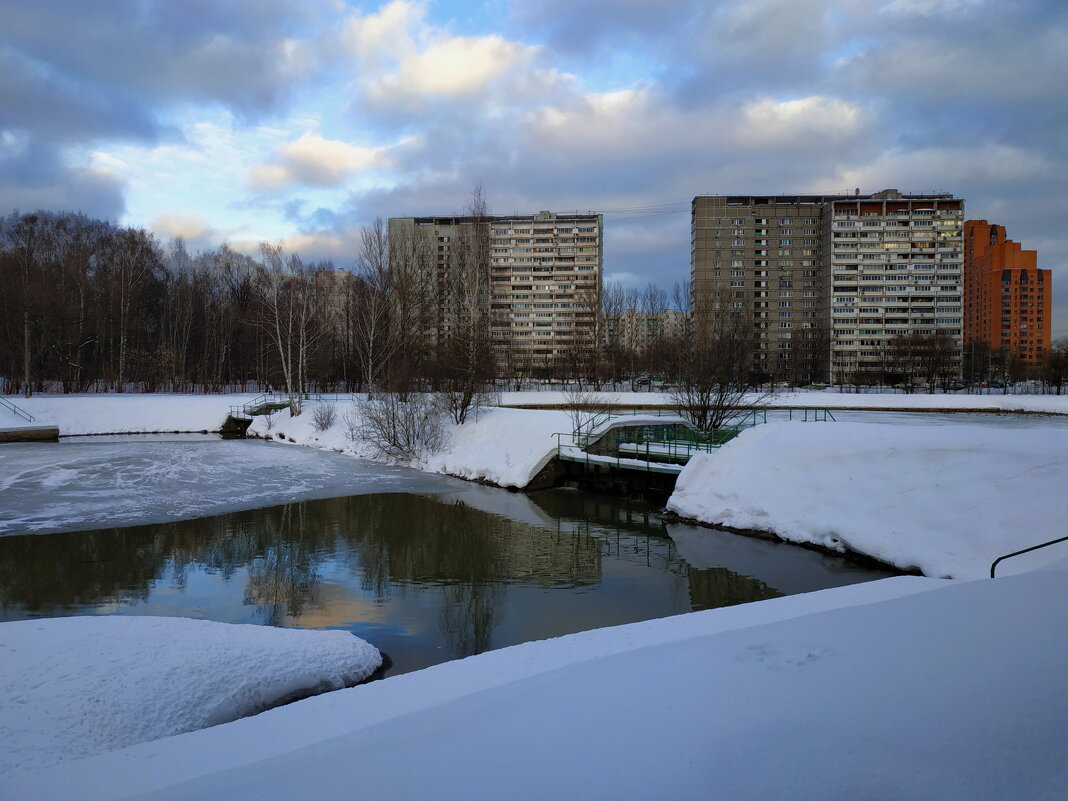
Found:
[389,211,602,374]
[691,189,965,384]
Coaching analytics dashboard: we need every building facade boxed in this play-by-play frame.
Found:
[963,220,1051,366]
[389,211,602,374]
[606,308,689,353]
[692,190,965,384]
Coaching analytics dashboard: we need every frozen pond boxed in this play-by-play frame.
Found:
[0,436,466,536]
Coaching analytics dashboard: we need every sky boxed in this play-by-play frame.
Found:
[1,0,1066,337]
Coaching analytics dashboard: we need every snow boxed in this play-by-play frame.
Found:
[497,389,1068,414]
[5,389,1066,442]
[7,569,1068,801]
[247,403,575,488]
[0,616,382,775]
[4,393,1067,799]
[666,421,1068,579]
[5,394,252,435]
[0,437,464,535]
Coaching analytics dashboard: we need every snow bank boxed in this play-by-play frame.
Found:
[250,403,571,488]
[7,394,248,435]
[0,616,382,773]
[666,421,1068,578]
[10,570,1068,801]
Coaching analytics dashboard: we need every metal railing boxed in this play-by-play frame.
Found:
[786,407,837,422]
[0,396,35,423]
[553,432,685,473]
[990,535,1068,578]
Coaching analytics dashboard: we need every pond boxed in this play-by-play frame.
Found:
[0,461,896,676]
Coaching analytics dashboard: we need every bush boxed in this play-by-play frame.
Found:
[311,403,337,432]
[346,394,449,461]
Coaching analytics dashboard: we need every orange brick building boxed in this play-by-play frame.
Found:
[964,220,1051,365]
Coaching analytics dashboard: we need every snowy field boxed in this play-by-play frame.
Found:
[0,436,464,536]
[1,616,382,775]
[6,569,1068,800]
[666,421,1068,579]
[496,389,1068,414]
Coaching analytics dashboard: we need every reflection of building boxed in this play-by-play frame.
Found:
[964,220,1051,365]
[606,309,688,351]
[691,189,965,383]
[389,211,602,372]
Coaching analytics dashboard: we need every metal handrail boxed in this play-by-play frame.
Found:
[990,535,1068,578]
[0,396,35,423]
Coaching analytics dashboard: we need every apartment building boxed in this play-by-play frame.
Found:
[606,308,689,352]
[691,195,830,381]
[691,190,965,384]
[964,220,1051,365]
[389,211,602,373]
[824,190,964,383]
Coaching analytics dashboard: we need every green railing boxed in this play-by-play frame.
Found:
[0,396,35,423]
[553,432,686,473]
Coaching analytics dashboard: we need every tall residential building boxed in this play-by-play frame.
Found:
[691,195,826,381]
[389,211,602,373]
[964,220,1051,365]
[691,189,965,384]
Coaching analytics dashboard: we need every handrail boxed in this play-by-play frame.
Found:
[990,535,1068,578]
[0,396,35,423]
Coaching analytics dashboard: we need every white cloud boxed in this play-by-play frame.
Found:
[368,35,536,99]
[248,132,403,192]
[151,211,217,244]
[880,0,984,17]
[733,96,868,149]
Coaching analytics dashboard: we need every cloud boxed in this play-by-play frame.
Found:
[367,35,536,100]
[248,131,416,192]
[0,138,126,219]
[149,211,230,253]
[733,96,868,150]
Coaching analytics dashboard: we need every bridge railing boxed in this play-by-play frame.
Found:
[0,396,35,423]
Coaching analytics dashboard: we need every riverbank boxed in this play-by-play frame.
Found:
[7,566,1068,800]
[6,394,1067,575]
[665,421,1068,579]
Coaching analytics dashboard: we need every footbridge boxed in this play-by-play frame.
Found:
[553,406,836,479]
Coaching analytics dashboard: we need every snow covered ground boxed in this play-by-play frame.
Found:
[666,421,1068,579]
[1,616,381,775]
[497,389,1068,414]
[0,437,464,535]
[246,403,574,488]
[6,569,1068,801]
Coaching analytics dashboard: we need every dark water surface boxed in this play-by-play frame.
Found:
[0,487,895,676]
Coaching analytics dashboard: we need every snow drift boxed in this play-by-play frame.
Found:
[666,421,1068,578]
[0,616,382,773]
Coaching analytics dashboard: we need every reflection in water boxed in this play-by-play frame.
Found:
[0,488,895,675]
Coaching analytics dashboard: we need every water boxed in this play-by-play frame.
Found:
[0,484,895,676]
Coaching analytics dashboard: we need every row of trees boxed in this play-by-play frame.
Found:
[3,208,1064,414]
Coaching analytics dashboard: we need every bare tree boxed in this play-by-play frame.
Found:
[256,244,323,414]
[352,218,397,398]
[672,300,765,431]
[436,186,496,423]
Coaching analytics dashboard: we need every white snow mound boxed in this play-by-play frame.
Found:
[666,421,1068,579]
[0,616,382,773]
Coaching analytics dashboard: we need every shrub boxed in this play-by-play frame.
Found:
[311,403,337,432]
[348,394,448,461]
